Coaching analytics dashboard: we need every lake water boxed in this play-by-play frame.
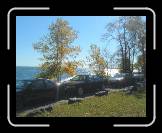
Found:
[16,66,40,91]
[16,66,90,91]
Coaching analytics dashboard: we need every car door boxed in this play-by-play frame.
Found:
[94,76,103,90]
[44,80,57,100]
[22,79,45,106]
[82,75,93,93]
[31,79,46,102]
[87,75,99,92]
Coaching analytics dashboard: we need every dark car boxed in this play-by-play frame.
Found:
[58,75,106,98]
[16,78,58,111]
[107,73,135,88]
[132,72,144,82]
[132,72,145,88]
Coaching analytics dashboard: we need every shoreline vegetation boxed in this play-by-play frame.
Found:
[18,88,146,117]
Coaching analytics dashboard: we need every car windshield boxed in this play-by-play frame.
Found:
[93,76,103,81]
[70,75,87,81]
[113,73,123,78]
[113,73,129,78]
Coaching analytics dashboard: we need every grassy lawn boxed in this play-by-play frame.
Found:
[20,89,146,117]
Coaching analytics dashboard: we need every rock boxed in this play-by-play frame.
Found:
[103,88,110,91]
[44,106,53,112]
[68,97,83,104]
[26,110,41,117]
[95,90,108,96]
[40,108,45,112]
[25,105,53,117]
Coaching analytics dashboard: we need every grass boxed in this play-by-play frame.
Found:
[20,89,146,117]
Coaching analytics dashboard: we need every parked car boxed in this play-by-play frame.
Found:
[132,72,144,82]
[16,78,58,111]
[107,73,135,88]
[107,72,145,89]
[132,72,145,89]
[58,75,106,98]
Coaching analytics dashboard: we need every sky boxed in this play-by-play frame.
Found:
[16,16,145,67]
[16,16,119,67]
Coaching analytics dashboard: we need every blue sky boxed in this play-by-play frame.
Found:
[16,16,144,67]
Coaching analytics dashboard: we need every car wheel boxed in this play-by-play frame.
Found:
[78,88,84,97]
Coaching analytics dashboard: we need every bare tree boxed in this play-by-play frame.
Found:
[103,16,146,75]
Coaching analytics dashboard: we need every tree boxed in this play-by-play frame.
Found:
[103,17,130,73]
[134,54,144,72]
[103,16,146,74]
[102,48,109,76]
[126,16,146,75]
[115,47,131,73]
[87,44,106,77]
[33,18,81,81]
[63,61,82,76]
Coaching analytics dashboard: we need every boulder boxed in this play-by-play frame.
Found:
[95,90,108,96]
[68,97,83,104]
[26,110,42,117]
[44,105,53,112]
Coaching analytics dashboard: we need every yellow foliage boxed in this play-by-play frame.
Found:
[63,62,80,76]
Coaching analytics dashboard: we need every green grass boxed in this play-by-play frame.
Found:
[21,89,146,117]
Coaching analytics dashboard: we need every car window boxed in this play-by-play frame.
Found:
[30,80,45,90]
[71,75,87,81]
[16,80,24,88]
[113,73,122,78]
[89,75,94,81]
[45,80,54,88]
[94,76,101,81]
[133,73,144,77]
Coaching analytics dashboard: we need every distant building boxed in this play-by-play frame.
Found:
[104,68,140,77]
[104,68,120,77]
